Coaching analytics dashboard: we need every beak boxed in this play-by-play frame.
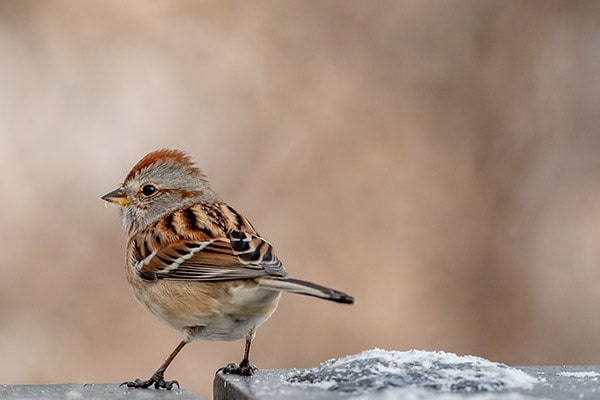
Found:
[101,187,131,206]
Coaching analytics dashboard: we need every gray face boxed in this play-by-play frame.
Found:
[117,159,220,235]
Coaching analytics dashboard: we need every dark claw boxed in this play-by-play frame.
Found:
[220,361,258,376]
[120,374,179,390]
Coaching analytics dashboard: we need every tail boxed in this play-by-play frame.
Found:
[258,277,354,304]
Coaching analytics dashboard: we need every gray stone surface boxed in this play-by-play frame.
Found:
[523,366,600,399]
[1,367,599,399]
[0,383,203,400]
[214,366,600,399]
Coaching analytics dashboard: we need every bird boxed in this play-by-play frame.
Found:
[101,149,354,389]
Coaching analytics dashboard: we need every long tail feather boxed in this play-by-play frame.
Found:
[259,277,354,304]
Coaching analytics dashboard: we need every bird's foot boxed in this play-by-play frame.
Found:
[121,371,179,390]
[220,359,257,376]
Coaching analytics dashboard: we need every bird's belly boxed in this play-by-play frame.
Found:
[194,284,282,341]
[196,314,264,341]
[129,278,281,341]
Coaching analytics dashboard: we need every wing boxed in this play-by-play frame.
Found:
[133,230,287,281]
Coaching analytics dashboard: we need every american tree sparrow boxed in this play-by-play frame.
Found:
[101,149,354,389]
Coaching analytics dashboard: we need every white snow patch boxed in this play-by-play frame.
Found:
[557,371,600,378]
[354,389,543,400]
[288,349,540,397]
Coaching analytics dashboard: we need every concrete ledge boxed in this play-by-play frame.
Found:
[1,365,598,399]
[214,369,332,400]
[0,383,203,400]
[214,366,600,400]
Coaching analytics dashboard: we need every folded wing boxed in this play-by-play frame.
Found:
[134,230,287,281]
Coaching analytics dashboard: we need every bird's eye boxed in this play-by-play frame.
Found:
[141,184,157,197]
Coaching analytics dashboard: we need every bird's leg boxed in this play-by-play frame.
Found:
[122,340,187,390]
[237,332,257,375]
[222,328,258,376]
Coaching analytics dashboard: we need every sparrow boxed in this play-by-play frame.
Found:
[101,149,354,389]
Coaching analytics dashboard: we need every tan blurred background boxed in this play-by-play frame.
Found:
[1,0,600,398]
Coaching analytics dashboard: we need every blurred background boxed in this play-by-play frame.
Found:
[1,0,600,398]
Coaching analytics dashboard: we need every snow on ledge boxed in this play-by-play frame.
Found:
[556,371,600,379]
[287,349,540,396]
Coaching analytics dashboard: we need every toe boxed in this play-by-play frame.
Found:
[163,380,179,390]
[221,362,258,376]
[222,363,240,374]
[240,364,257,376]
[121,378,152,389]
